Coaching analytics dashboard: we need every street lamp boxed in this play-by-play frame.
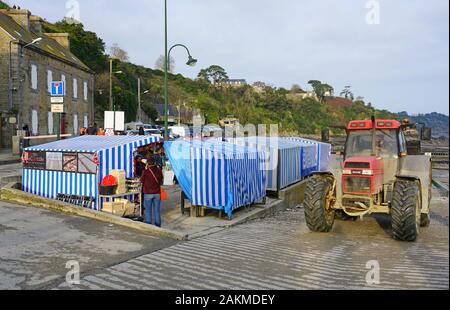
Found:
[164,44,197,139]
[20,37,42,57]
[164,0,198,140]
[137,77,151,123]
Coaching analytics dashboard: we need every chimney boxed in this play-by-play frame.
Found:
[0,9,31,31]
[30,15,43,36]
[44,33,70,50]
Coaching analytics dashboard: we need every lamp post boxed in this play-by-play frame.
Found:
[137,77,150,123]
[164,0,197,140]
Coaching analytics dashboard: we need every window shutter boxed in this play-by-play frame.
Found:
[48,112,54,134]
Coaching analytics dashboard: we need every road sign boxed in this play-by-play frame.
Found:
[51,97,64,103]
[51,104,64,113]
[51,81,64,97]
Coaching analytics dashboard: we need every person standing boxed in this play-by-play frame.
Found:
[22,124,30,148]
[87,123,98,135]
[138,126,145,136]
[140,157,164,227]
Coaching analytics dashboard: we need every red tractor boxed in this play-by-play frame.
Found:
[304,118,432,241]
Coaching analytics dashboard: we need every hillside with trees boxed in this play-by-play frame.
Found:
[14,11,397,134]
[397,112,449,138]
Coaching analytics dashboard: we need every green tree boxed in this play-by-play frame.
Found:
[197,65,229,84]
[44,21,108,73]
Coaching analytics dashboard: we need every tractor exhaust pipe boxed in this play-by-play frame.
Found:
[371,115,376,156]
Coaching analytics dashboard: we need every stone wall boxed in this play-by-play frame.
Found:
[0,39,94,147]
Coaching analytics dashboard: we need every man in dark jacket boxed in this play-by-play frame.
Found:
[86,123,98,135]
[140,157,164,227]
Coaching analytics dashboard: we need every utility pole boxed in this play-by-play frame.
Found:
[138,77,141,122]
[109,58,113,111]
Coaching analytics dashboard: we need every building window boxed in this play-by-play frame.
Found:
[83,81,88,102]
[73,77,78,99]
[31,109,38,135]
[84,114,88,128]
[47,70,53,93]
[73,114,78,135]
[61,74,67,96]
[48,112,54,134]
[31,64,38,90]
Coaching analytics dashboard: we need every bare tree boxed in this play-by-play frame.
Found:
[109,43,129,62]
[290,84,303,94]
[155,55,175,73]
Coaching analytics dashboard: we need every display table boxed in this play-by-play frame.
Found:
[99,191,142,217]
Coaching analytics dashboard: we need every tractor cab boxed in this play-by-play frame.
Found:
[343,119,406,198]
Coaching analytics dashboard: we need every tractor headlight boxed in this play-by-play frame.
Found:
[362,170,374,176]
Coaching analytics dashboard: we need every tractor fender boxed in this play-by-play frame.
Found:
[397,155,432,214]
[395,175,420,182]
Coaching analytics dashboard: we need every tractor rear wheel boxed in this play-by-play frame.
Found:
[304,176,335,232]
[391,180,421,241]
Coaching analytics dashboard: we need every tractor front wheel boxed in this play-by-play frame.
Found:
[391,180,421,241]
[304,176,335,232]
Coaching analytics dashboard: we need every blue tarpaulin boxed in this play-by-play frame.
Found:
[165,139,267,218]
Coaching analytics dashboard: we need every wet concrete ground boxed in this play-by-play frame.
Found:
[0,201,177,289]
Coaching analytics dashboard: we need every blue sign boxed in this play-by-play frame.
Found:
[51,81,64,97]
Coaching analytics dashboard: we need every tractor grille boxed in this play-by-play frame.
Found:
[344,176,371,194]
[345,162,370,169]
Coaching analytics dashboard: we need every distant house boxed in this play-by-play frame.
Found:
[154,103,178,124]
[216,79,247,88]
[252,81,267,93]
[0,8,94,148]
[325,97,353,108]
[153,103,205,125]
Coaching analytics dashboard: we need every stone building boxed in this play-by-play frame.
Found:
[0,8,94,148]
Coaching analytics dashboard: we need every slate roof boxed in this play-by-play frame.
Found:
[0,9,91,72]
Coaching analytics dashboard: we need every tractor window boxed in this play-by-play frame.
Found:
[346,130,373,157]
[375,130,399,157]
[399,132,407,154]
[346,129,399,158]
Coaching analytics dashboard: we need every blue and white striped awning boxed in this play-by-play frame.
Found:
[24,135,160,153]
[22,135,161,211]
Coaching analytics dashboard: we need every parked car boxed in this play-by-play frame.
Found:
[145,129,164,140]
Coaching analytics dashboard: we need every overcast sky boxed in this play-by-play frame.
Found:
[10,0,450,115]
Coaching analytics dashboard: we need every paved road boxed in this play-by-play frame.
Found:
[56,187,449,290]
[0,201,177,289]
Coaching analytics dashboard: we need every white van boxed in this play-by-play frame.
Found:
[169,125,189,138]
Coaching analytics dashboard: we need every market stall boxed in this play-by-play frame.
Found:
[22,135,160,211]
[226,137,320,191]
[283,137,331,172]
[165,139,267,218]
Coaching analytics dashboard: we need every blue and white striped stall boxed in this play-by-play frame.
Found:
[226,137,319,191]
[282,137,332,172]
[22,135,160,210]
[165,139,267,218]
